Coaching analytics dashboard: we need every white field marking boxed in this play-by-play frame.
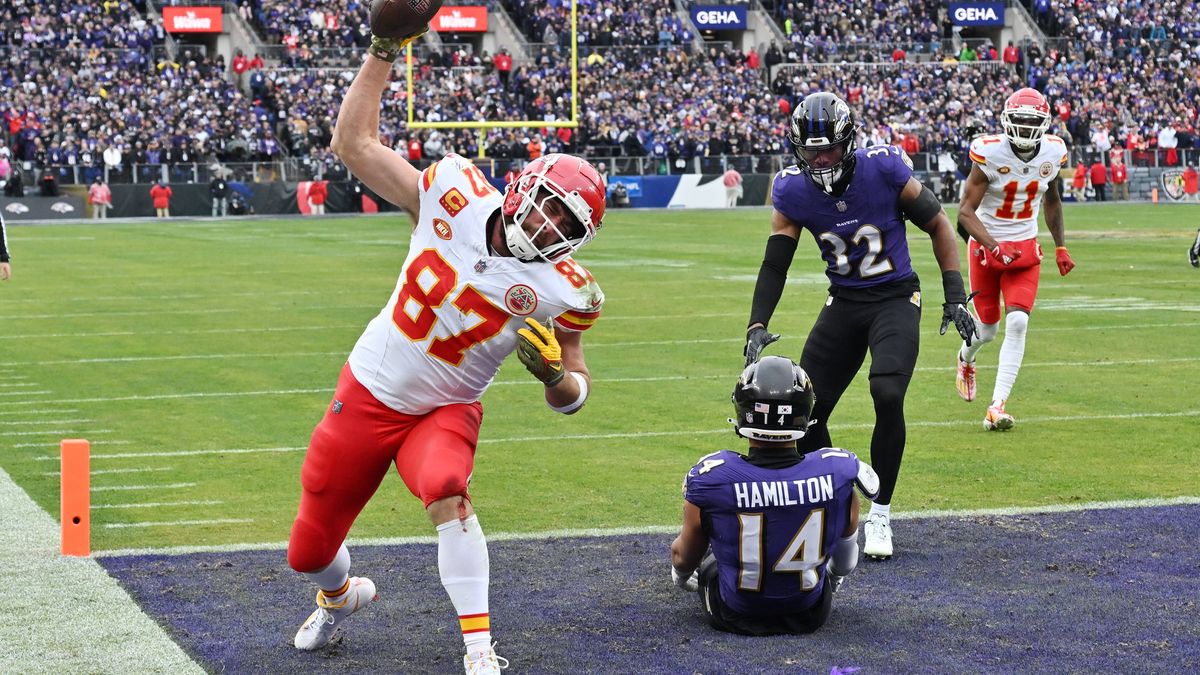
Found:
[0,419,92,426]
[91,495,1200,557]
[43,467,172,477]
[1,288,325,306]
[28,409,1200,464]
[0,467,204,672]
[4,303,377,321]
[103,518,254,530]
[0,382,39,387]
[0,351,345,367]
[4,353,1199,409]
[4,428,113,436]
[92,500,222,510]
[0,408,78,416]
[0,388,328,407]
[14,440,131,449]
[91,483,196,492]
[0,323,360,341]
[0,390,51,397]
[32,446,307,461]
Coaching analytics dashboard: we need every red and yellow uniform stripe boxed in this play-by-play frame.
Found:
[969,149,987,166]
[459,612,489,635]
[421,161,440,192]
[555,309,600,332]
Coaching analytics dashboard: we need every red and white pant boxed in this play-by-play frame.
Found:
[968,237,1043,323]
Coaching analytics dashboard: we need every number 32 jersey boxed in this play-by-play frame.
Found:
[968,134,1069,241]
[347,154,604,415]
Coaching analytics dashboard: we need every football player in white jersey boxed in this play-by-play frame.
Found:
[285,29,607,675]
[955,88,1076,430]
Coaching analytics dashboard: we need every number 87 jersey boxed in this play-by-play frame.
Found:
[347,154,604,415]
[968,133,1069,241]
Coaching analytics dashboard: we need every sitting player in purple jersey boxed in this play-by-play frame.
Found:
[671,356,880,635]
[744,92,982,560]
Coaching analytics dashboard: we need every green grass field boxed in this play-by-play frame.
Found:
[2,205,1198,552]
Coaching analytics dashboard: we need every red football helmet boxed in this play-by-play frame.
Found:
[501,154,606,262]
[1001,88,1051,151]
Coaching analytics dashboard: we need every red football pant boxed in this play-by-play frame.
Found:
[968,238,1043,324]
[287,364,483,572]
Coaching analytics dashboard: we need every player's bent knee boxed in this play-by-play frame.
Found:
[976,322,1000,344]
[868,375,907,409]
[1005,311,1029,338]
[287,516,335,573]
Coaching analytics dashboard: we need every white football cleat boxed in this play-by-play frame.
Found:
[862,513,893,560]
[293,576,378,650]
[983,401,1015,431]
[464,642,509,675]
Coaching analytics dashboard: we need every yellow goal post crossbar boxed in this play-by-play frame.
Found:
[404,0,579,156]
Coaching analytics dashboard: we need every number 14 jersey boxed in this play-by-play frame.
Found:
[968,134,1069,241]
[347,154,604,415]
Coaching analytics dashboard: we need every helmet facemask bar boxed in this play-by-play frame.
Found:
[503,160,595,263]
[1001,109,1049,151]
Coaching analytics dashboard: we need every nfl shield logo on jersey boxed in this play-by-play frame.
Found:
[835,201,847,212]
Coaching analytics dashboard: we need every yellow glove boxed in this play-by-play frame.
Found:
[516,317,565,386]
[367,28,428,63]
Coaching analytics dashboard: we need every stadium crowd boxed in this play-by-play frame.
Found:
[2,0,1199,188]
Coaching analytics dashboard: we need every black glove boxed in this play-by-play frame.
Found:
[940,291,979,346]
[744,325,780,368]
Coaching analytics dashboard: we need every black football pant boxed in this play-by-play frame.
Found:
[797,293,921,505]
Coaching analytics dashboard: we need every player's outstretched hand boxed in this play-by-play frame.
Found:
[744,326,780,368]
[671,565,698,592]
[940,291,979,346]
[1055,246,1075,276]
[516,317,565,386]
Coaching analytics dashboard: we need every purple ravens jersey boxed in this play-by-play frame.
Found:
[772,145,915,289]
[683,449,862,617]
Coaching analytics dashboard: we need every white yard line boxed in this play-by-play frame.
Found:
[92,500,222,510]
[26,408,1200,463]
[43,467,172,477]
[103,518,254,530]
[91,483,196,492]
[0,467,203,672]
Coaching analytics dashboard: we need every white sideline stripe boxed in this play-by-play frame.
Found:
[0,467,203,672]
[0,324,360,340]
[103,518,254,530]
[27,409,1200,463]
[0,419,92,426]
[0,409,79,416]
[92,500,223,510]
[33,447,306,461]
[14,440,130,449]
[7,354,1198,408]
[44,467,173,477]
[5,429,112,437]
[91,496,1200,558]
[91,483,196,492]
[3,303,377,321]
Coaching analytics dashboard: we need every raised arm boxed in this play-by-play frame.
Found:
[330,51,422,218]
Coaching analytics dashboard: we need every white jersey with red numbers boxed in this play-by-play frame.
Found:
[968,133,1069,241]
[347,153,604,415]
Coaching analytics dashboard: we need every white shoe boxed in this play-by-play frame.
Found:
[464,642,509,675]
[983,401,1015,431]
[293,576,378,650]
[862,513,893,560]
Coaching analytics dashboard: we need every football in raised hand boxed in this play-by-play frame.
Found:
[369,0,443,39]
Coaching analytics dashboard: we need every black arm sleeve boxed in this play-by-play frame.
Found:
[0,211,9,262]
[748,234,798,328]
[941,269,966,305]
[901,184,943,225]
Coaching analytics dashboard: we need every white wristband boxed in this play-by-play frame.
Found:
[548,371,588,414]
